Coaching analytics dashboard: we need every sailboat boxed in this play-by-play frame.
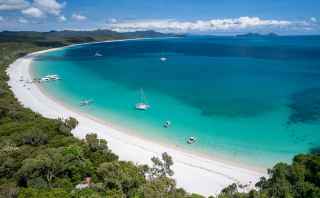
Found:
[135,88,150,110]
[160,49,167,62]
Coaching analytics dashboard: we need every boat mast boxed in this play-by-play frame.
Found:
[140,88,148,104]
[140,88,144,103]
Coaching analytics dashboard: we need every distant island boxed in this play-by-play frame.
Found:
[236,32,279,37]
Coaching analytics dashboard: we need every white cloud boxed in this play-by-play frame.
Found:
[33,0,65,16]
[17,0,66,19]
[22,7,44,18]
[108,18,118,23]
[58,15,66,22]
[0,0,29,10]
[72,13,87,21]
[310,17,317,23]
[18,17,28,24]
[108,17,311,33]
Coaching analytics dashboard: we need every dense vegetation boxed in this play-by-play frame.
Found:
[216,154,320,198]
[0,31,319,198]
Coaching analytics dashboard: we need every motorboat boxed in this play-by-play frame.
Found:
[163,121,171,128]
[187,136,197,144]
[160,57,167,62]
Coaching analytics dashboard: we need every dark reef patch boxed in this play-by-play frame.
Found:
[310,146,320,154]
[288,88,320,124]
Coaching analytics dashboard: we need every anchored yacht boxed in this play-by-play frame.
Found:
[135,88,150,110]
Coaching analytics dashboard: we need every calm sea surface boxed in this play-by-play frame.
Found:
[32,36,320,167]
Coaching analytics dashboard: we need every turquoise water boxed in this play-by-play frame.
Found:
[32,36,320,167]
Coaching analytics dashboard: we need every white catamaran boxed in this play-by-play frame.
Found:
[40,74,60,82]
[135,88,150,110]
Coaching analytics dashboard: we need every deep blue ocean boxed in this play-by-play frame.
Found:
[32,36,320,167]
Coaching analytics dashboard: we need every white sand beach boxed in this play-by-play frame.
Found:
[7,45,266,196]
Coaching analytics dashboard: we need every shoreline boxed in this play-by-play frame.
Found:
[7,40,266,196]
[35,71,268,173]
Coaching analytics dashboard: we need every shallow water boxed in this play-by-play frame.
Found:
[32,36,320,167]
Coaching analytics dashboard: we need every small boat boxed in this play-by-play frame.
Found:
[80,99,93,106]
[95,52,103,57]
[135,88,150,110]
[45,74,60,80]
[40,77,50,82]
[187,136,197,144]
[163,121,171,128]
[135,103,150,110]
[160,57,167,62]
[41,74,60,82]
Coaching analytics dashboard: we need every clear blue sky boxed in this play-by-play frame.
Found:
[0,0,319,34]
